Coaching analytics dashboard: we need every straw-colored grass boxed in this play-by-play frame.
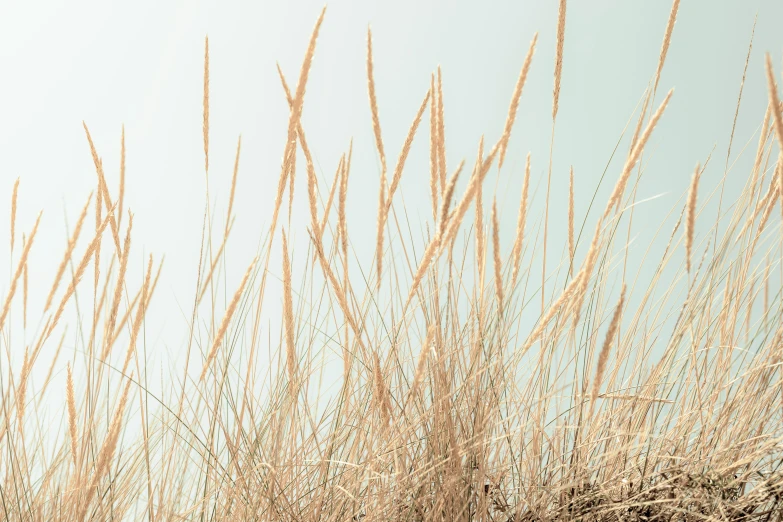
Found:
[3,7,783,522]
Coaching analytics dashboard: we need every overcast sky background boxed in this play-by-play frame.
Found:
[1,1,782,397]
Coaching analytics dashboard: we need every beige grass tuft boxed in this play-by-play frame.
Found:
[82,123,122,255]
[406,325,435,410]
[94,182,102,294]
[491,199,503,315]
[475,137,486,289]
[203,35,210,174]
[120,254,153,377]
[49,208,115,338]
[78,375,133,522]
[653,0,681,94]
[0,211,41,333]
[199,256,257,381]
[22,234,27,329]
[282,231,297,384]
[368,28,388,290]
[10,177,19,254]
[197,220,234,305]
[102,212,133,361]
[16,345,30,428]
[385,89,430,219]
[372,351,391,430]
[590,283,627,415]
[685,163,701,274]
[66,363,78,467]
[498,33,538,170]
[765,55,783,153]
[603,89,674,219]
[439,161,464,240]
[226,135,241,237]
[44,193,92,313]
[430,73,439,220]
[511,153,531,289]
[437,67,447,193]
[552,0,567,121]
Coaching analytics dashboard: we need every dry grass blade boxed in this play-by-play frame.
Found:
[521,266,582,354]
[199,256,257,381]
[603,89,674,219]
[226,135,241,237]
[203,35,209,174]
[121,254,154,376]
[276,62,297,224]
[373,351,390,430]
[366,28,386,177]
[406,325,435,410]
[82,123,122,256]
[491,200,503,315]
[439,160,465,240]
[94,183,102,292]
[628,89,651,157]
[118,125,126,230]
[319,155,343,238]
[552,0,567,121]
[765,55,783,152]
[653,0,681,94]
[10,177,19,253]
[66,363,78,467]
[0,211,41,333]
[110,288,141,350]
[22,236,28,328]
[339,140,351,280]
[44,193,93,313]
[543,3,567,313]
[572,218,603,327]
[685,163,701,274]
[376,182,385,289]
[751,103,772,198]
[590,283,626,415]
[308,227,367,361]
[301,123,321,245]
[498,33,538,170]
[442,140,500,250]
[49,207,115,339]
[737,165,779,243]
[430,73,439,220]
[385,89,431,217]
[511,153,531,289]
[368,27,388,290]
[102,212,133,361]
[78,375,133,522]
[568,165,575,276]
[16,346,30,428]
[403,145,495,316]
[764,56,783,226]
[437,66,447,192]
[197,219,234,306]
[282,231,297,384]
[270,8,326,245]
[475,138,486,288]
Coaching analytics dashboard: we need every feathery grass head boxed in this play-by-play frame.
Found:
[10,177,19,254]
[685,163,701,274]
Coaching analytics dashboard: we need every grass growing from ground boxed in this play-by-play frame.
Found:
[3,2,783,520]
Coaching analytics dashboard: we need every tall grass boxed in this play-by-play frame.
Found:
[2,5,783,521]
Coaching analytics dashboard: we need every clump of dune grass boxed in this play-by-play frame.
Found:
[2,6,783,522]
